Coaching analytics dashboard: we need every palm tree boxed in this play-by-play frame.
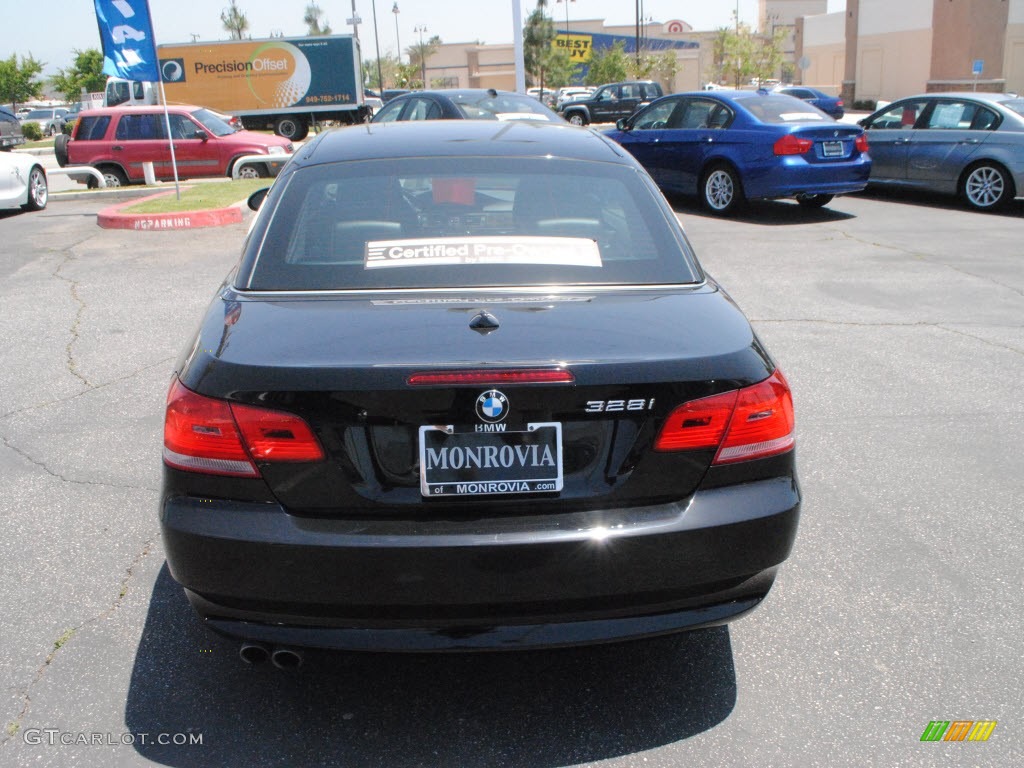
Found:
[304,3,332,36]
[221,0,250,40]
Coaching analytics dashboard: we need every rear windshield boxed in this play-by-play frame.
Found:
[245,157,699,290]
[739,95,830,123]
[1002,98,1024,118]
[450,93,557,121]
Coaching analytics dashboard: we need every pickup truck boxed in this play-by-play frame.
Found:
[558,81,664,126]
[0,107,26,150]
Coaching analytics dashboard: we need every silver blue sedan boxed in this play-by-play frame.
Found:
[859,92,1024,211]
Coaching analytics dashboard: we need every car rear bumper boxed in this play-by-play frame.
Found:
[161,476,800,651]
[744,157,871,200]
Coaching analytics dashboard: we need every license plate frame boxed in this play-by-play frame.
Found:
[418,422,563,497]
[822,140,845,158]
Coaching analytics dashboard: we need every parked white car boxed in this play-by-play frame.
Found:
[555,86,593,108]
[0,151,47,211]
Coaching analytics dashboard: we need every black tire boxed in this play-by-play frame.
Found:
[89,165,128,189]
[960,162,1013,211]
[565,111,587,126]
[54,133,70,167]
[47,125,57,137]
[274,116,308,141]
[22,165,47,211]
[795,193,834,209]
[700,163,745,215]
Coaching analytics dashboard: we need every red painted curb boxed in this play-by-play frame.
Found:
[97,190,244,230]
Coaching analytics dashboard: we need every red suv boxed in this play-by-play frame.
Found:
[57,105,294,187]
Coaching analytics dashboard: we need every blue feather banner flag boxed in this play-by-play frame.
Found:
[94,0,160,81]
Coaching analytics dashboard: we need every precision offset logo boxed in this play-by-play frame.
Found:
[920,720,997,742]
[475,390,508,423]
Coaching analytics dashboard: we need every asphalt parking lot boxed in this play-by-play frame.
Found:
[0,189,1021,767]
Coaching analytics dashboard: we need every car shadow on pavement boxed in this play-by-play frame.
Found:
[666,194,857,225]
[855,187,1024,216]
[125,565,737,767]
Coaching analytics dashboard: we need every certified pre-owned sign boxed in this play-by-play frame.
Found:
[366,236,602,269]
[419,423,563,497]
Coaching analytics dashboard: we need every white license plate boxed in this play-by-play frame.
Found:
[822,141,845,157]
[419,422,563,497]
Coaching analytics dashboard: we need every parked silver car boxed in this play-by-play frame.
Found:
[859,92,1024,211]
[20,107,70,137]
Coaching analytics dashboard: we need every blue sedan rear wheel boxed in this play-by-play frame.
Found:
[961,162,1013,211]
[701,164,744,215]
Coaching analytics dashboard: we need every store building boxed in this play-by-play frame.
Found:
[796,0,1024,106]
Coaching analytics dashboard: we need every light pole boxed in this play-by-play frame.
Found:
[415,24,427,88]
[370,0,384,91]
[393,2,401,65]
[348,0,361,43]
[556,0,573,36]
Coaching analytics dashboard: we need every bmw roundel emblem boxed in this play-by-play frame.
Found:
[476,390,508,423]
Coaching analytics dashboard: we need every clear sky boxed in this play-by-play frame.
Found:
[4,1,846,76]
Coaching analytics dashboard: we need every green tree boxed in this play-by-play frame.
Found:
[394,61,420,89]
[715,21,786,87]
[540,44,579,89]
[221,0,249,40]
[50,49,106,102]
[628,49,677,90]
[405,35,441,88]
[523,2,554,88]
[0,53,45,111]
[304,3,332,36]
[749,26,787,84]
[584,41,629,86]
[364,54,401,89]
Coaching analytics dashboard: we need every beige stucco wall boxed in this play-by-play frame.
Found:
[856,0,933,102]
[928,0,1008,91]
[856,28,934,101]
[801,11,845,88]
[1003,0,1024,93]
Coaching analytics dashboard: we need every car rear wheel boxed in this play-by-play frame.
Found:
[565,112,587,126]
[89,165,128,189]
[961,162,1013,211]
[47,125,58,137]
[274,116,308,141]
[23,166,47,211]
[701,164,745,215]
[795,193,834,209]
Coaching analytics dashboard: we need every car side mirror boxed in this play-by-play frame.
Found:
[616,118,631,131]
[194,130,209,141]
[247,188,270,211]
[857,119,868,128]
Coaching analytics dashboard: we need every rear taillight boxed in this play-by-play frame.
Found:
[654,370,794,464]
[774,134,813,156]
[855,134,869,153]
[231,403,324,462]
[163,379,323,477]
[836,99,844,108]
[653,390,738,452]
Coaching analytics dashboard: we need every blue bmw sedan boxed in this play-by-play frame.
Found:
[605,90,871,214]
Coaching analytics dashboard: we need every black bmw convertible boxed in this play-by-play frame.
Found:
[160,120,800,661]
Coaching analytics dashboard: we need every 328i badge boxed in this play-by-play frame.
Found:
[160,120,800,657]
